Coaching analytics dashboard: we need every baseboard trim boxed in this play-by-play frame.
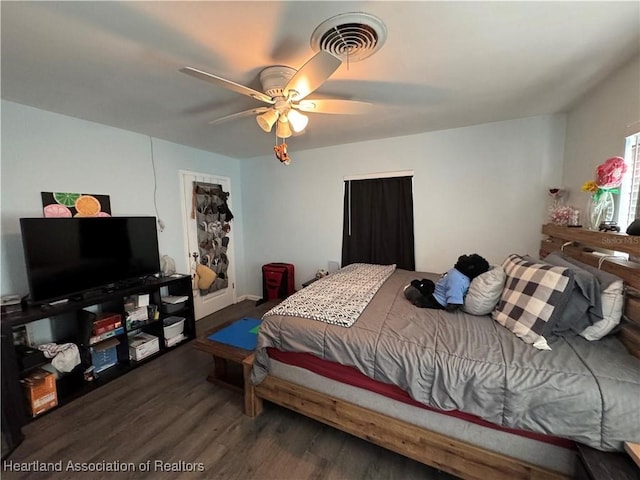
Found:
[237,294,261,302]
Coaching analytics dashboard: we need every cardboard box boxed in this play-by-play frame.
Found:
[21,368,58,417]
[90,338,120,373]
[125,306,149,329]
[93,313,122,335]
[128,332,159,361]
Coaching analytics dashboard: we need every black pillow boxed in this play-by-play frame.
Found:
[627,219,640,235]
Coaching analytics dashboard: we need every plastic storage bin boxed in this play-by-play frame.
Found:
[160,302,186,314]
[160,295,188,314]
[163,316,185,339]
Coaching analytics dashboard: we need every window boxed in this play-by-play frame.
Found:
[342,174,415,271]
[617,132,640,229]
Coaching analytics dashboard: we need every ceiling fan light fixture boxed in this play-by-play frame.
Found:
[287,109,309,133]
[256,109,279,132]
[276,118,292,138]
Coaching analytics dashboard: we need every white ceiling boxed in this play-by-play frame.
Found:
[2,1,639,159]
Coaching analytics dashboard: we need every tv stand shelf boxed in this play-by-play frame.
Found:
[1,274,195,429]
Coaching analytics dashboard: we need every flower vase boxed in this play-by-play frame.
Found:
[587,191,614,230]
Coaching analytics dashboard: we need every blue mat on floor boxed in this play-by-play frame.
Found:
[207,317,262,350]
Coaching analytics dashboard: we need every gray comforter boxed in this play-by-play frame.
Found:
[251,269,640,451]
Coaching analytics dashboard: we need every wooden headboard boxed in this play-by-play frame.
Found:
[540,224,640,359]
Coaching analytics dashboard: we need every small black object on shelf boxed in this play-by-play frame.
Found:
[599,221,620,233]
[627,219,640,235]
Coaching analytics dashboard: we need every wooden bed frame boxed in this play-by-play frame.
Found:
[244,224,640,480]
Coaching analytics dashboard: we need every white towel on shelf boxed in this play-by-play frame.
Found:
[38,343,81,373]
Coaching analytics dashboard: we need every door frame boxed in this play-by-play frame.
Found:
[179,169,237,319]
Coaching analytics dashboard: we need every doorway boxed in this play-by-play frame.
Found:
[180,170,236,320]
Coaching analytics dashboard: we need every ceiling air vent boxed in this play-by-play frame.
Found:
[310,13,387,63]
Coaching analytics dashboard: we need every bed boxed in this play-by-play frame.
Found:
[245,224,640,479]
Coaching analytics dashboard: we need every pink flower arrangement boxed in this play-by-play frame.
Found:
[580,156,628,229]
[548,205,574,225]
[582,156,628,201]
[595,156,627,189]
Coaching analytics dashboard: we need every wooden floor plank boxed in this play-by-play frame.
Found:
[4,300,456,480]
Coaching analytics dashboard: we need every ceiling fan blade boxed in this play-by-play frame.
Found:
[208,107,270,126]
[296,99,373,115]
[283,51,342,101]
[180,67,275,104]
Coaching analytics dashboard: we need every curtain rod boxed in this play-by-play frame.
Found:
[343,170,414,181]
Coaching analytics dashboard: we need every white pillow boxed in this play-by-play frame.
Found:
[462,266,506,316]
[579,279,625,341]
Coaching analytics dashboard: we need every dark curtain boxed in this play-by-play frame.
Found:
[341,176,415,270]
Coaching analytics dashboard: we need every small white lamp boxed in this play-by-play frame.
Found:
[256,109,280,133]
[276,117,292,138]
[287,109,309,133]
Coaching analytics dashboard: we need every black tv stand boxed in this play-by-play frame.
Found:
[37,298,69,310]
[71,288,106,301]
[1,274,195,431]
[115,277,150,290]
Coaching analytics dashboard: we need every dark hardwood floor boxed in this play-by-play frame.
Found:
[3,300,456,480]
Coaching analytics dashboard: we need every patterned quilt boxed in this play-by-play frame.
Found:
[263,263,395,327]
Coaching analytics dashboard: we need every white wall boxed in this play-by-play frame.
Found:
[241,114,566,296]
[4,49,635,305]
[563,55,640,213]
[4,56,636,303]
[0,104,575,302]
[0,100,246,297]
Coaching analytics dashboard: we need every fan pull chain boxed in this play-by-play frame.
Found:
[273,129,291,165]
[331,26,351,70]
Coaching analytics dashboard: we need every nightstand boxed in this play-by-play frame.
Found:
[574,443,639,480]
[302,277,319,288]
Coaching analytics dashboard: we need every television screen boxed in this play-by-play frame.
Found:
[20,217,161,304]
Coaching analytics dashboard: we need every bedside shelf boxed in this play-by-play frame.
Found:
[575,443,639,480]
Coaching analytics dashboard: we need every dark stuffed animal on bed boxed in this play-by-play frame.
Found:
[404,254,490,311]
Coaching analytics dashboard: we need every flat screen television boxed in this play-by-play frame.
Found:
[20,216,161,304]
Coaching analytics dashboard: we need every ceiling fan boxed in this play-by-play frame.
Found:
[180,50,372,138]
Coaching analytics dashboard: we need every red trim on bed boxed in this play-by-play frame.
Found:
[267,348,575,449]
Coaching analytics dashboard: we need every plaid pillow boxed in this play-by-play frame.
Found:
[492,254,574,349]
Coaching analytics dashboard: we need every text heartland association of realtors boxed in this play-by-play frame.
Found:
[2,459,206,473]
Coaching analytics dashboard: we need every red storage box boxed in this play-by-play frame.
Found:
[93,313,122,335]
